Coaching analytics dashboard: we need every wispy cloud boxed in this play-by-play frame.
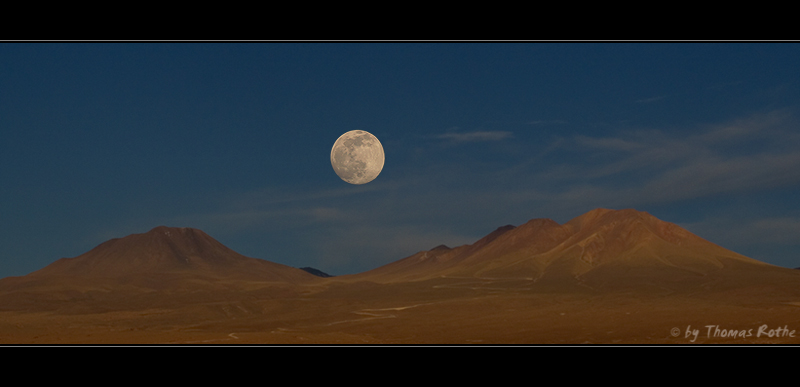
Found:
[438,109,800,226]
[209,110,800,235]
[437,131,513,142]
[540,110,800,204]
[150,110,800,272]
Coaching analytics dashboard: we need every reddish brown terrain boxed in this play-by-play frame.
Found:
[2,209,800,344]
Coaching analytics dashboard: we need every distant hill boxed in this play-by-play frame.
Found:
[0,226,319,295]
[3,211,800,344]
[300,267,334,278]
[350,208,792,292]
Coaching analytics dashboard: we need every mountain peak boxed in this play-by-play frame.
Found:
[430,244,451,251]
[145,225,204,240]
[355,208,773,284]
[27,226,317,283]
[148,225,190,233]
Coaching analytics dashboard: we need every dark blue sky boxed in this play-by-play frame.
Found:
[2,43,800,277]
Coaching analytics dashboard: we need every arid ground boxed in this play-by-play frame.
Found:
[2,209,799,344]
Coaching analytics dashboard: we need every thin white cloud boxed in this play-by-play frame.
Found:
[696,110,793,144]
[639,153,800,201]
[143,110,800,273]
[537,110,800,205]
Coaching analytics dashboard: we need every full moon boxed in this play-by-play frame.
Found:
[330,130,385,185]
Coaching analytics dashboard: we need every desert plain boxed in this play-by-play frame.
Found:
[2,208,799,344]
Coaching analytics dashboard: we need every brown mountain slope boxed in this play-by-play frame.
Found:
[351,209,797,292]
[0,226,319,295]
[2,214,800,344]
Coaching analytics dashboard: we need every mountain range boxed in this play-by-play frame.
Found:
[2,208,799,344]
[349,208,790,291]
